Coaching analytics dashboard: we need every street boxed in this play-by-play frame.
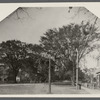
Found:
[0,83,89,94]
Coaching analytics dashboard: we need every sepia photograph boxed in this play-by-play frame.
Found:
[0,3,100,97]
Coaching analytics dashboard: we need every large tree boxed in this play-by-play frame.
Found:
[40,22,100,84]
[0,40,27,83]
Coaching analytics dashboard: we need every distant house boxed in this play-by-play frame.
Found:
[96,69,100,88]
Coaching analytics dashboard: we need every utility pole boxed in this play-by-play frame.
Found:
[48,57,51,94]
[76,48,79,89]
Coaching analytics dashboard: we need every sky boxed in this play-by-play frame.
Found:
[0,7,100,69]
[0,7,99,44]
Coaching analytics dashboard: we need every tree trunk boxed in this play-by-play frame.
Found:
[14,73,17,83]
[13,70,18,83]
[72,66,75,86]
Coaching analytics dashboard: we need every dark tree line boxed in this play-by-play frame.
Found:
[0,21,99,84]
[0,40,55,83]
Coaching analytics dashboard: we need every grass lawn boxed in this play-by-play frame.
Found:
[0,83,89,94]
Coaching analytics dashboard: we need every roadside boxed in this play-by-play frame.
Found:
[0,83,89,94]
[82,86,100,94]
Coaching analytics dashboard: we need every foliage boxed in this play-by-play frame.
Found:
[0,40,55,83]
[0,22,99,83]
[0,40,27,83]
[40,22,100,82]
